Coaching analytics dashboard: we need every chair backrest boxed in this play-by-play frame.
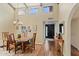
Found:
[7,33,15,44]
[58,39,64,56]
[2,32,9,40]
[55,39,64,56]
[31,33,36,47]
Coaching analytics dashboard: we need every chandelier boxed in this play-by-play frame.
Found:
[13,3,23,25]
[13,19,23,25]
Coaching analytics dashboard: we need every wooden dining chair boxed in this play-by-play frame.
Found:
[32,33,36,50]
[54,38,64,56]
[58,39,64,56]
[25,33,36,53]
[7,33,22,54]
[2,32,9,49]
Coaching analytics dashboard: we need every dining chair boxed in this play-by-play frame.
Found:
[54,38,64,56]
[31,33,36,50]
[25,33,36,53]
[7,33,22,54]
[2,32,9,49]
[59,39,64,56]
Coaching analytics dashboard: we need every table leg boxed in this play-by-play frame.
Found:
[6,40,8,50]
[22,42,26,53]
[22,42,24,53]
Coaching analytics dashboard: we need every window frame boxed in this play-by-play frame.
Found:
[29,7,38,15]
[43,6,53,13]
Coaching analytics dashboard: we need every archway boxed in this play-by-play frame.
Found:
[67,3,79,56]
[70,4,79,56]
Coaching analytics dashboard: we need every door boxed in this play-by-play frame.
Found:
[45,24,55,39]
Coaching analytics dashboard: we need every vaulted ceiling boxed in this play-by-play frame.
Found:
[8,3,54,9]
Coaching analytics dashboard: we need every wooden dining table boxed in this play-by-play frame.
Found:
[15,37,32,53]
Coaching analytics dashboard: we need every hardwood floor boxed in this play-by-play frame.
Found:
[71,45,79,56]
[1,41,79,56]
[0,44,45,56]
[0,43,55,56]
[0,41,57,56]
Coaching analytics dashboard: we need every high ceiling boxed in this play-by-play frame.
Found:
[9,3,54,9]
[72,7,79,20]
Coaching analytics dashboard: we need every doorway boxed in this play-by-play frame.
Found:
[43,20,59,55]
[43,21,59,40]
[45,24,55,39]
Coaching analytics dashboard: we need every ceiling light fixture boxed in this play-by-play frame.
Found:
[13,3,23,25]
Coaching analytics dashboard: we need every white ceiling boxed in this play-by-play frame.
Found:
[11,3,25,8]
[26,3,41,6]
[10,3,54,8]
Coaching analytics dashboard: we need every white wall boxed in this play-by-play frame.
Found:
[71,19,79,50]
[0,3,14,46]
[0,4,14,32]
[71,6,79,50]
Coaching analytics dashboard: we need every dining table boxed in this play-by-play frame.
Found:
[15,37,32,53]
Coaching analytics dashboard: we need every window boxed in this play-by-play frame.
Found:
[29,7,38,14]
[59,24,64,34]
[18,8,26,15]
[43,6,53,13]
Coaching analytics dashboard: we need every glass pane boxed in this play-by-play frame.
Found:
[43,7,49,13]
[30,7,38,14]
[43,6,53,13]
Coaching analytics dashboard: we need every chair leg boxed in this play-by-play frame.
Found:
[9,45,10,53]
[6,41,8,50]
[15,45,16,54]
[34,46,35,50]
[15,49,16,54]
[30,48,33,53]
[9,49,10,53]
